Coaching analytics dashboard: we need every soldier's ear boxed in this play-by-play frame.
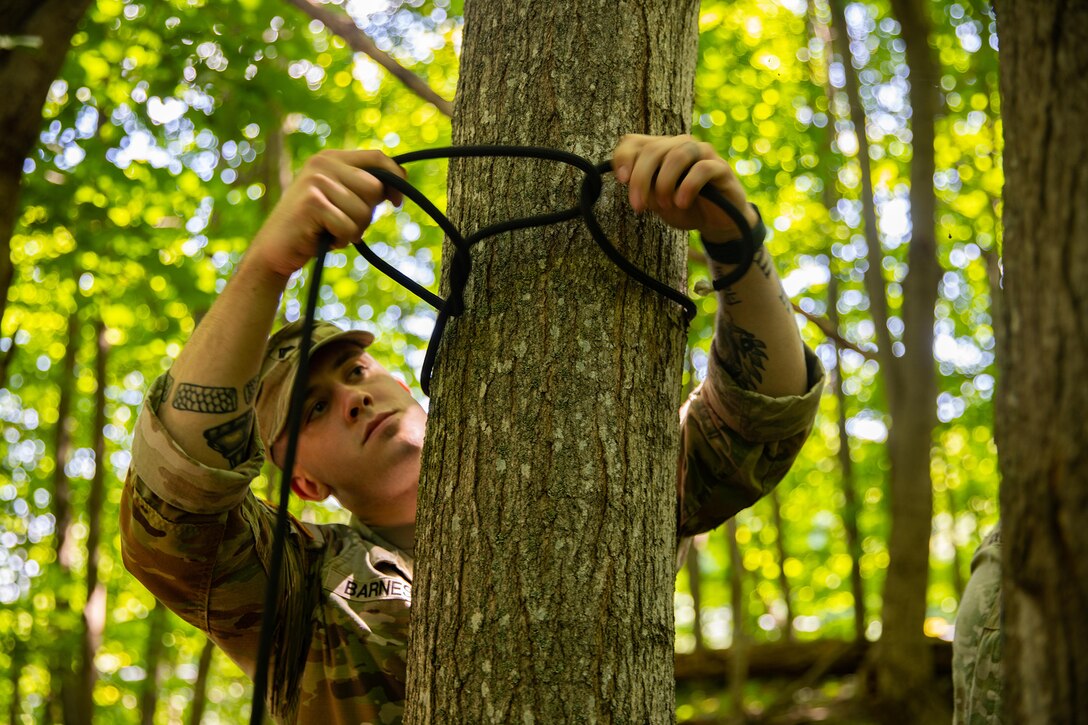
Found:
[291,473,331,502]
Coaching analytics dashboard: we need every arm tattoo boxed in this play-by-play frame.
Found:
[173,382,238,414]
[151,371,175,412]
[203,410,254,468]
[721,286,741,306]
[754,247,775,279]
[244,375,259,404]
[715,319,769,391]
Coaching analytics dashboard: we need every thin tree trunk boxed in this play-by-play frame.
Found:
[684,545,706,652]
[52,310,79,567]
[138,605,167,725]
[405,1,699,720]
[768,491,795,641]
[0,0,94,327]
[187,638,216,725]
[876,0,941,706]
[726,519,749,720]
[828,274,867,642]
[77,320,109,720]
[8,636,23,724]
[49,309,87,725]
[995,1,1088,722]
[0,330,17,389]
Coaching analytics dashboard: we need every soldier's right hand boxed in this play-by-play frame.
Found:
[247,149,407,281]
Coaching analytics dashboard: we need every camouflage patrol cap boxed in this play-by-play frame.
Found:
[256,320,375,466]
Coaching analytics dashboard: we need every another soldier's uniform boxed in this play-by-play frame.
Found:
[952,524,1003,724]
[121,322,824,723]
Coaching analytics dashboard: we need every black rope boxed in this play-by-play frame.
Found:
[356,145,757,395]
[249,144,757,723]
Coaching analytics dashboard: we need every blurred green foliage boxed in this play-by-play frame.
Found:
[0,0,1001,721]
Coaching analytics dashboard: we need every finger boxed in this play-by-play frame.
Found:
[305,184,369,247]
[611,133,653,184]
[674,159,731,209]
[335,165,394,211]
[628,138,678,213]
[326,149,408,207]
[654,141,705,208]
[313,174,376,237]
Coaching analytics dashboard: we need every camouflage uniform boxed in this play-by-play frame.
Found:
[952,524,1003,724]
[121,332,824,723]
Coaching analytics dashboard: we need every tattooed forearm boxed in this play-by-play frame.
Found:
[203,410,254,468]
[715,318,769,391]
[173,382,238,414]
[244,375,259,404]
[721,285,741,306]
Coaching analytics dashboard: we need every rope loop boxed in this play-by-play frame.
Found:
[355,144,756,395]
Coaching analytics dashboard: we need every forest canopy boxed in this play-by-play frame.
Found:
[0,0,1001,721]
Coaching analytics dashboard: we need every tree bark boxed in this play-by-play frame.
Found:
[0,0,94,327]
[995,1,1088,722]
[404,1,698,721]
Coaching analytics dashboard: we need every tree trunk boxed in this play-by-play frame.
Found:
[51,310,79,568]
[726,519,749,718]
[827,274,867,642]
[404,1,698,721]
[0,331,17,389]
[8,636,23,724]
[138,605,167,725]
[0,0,94,327]
[995,1,1088,722]
[768,491,795,641]
[187,638,216,725]
[78,321,109,720]
[875,0,941,707]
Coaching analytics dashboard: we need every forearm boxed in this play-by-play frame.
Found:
[157,254,289,469]
[708,247,807,398]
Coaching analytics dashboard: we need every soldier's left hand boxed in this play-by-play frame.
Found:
[611,134,760,243]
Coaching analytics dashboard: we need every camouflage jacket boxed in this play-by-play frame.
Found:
[121,344,824,723]
[953,523,1003,724]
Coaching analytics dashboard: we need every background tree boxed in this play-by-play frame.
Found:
[995,0,1088,722]
[0,0,95,326]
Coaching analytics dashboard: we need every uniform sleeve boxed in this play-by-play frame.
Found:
[119,373,322,717]
[676,343,824,541]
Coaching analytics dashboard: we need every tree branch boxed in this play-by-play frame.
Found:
[284,0,453,117]
[688,246,877,361]
[793,303,877,361]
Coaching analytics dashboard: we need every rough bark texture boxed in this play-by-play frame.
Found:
[404,1,698,721]
[0,0,94,327]
[995,1,1088,722]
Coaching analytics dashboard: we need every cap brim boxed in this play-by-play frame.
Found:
[269,328,376,456]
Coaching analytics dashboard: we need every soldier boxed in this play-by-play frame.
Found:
[952,524,1003,724]
[121,134,825,722]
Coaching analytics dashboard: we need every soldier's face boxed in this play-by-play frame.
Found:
[280,341,427,525]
